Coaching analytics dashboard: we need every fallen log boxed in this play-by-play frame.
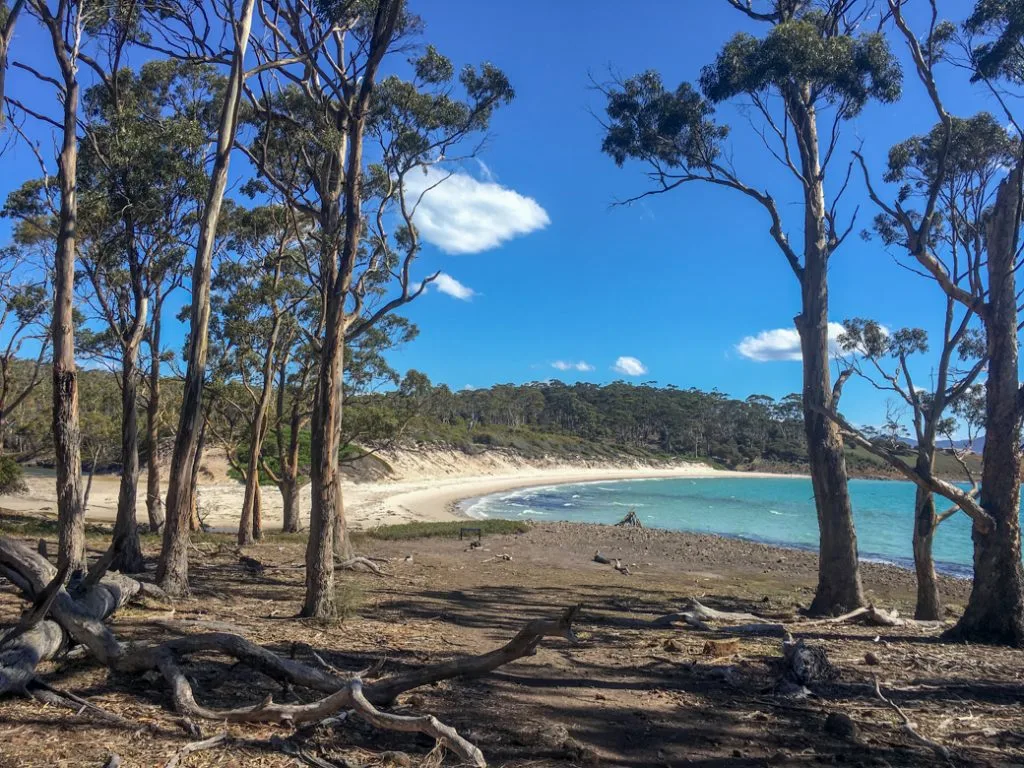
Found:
[0,536,580,767]
[0,539,146,694]
[683,598,767,624]
[650,598,778,633]
[802,604,941,630]
[337,556,386,576]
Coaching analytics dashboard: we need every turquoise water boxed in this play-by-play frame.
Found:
[461,476,994,578]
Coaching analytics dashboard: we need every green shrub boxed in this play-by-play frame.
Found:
[0,456,28,496]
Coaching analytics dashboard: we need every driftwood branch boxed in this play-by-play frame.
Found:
[163,734,228,768]
[650,598,786,636]
[873,676,951,760]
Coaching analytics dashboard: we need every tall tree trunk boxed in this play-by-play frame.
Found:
[791,94,862,616]
[188,418,207,533]
[333,492,350,559]
[304,294,343,618]
[157,0,258,596]
[281,476,300,533]
[253,482,262,541]
[52,73,84,574]
[110,352,144,573]
[912,485,941,621]
[301,0,401,618]
[280,390,303,533]
[238,321,280,545]
[146,300,163,532]
[947,165,1024,646]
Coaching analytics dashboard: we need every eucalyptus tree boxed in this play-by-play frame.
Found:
[72,60,211,571]
[146,0,263,596]
[599,0,902,614]
[836,313,984,620]
[210,204,308,545]
[243,0,514,617]
[263,306,319,534]
[853,0,1024,644]
[1,0,92,570]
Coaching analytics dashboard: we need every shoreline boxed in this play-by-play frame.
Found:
[5,460,804,532]
[370,464,806,527]
[2,461,979,580]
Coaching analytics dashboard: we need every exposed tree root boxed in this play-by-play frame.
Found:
[0,537,580,767]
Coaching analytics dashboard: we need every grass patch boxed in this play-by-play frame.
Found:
[363,519,529,541]
[0,510,114,540]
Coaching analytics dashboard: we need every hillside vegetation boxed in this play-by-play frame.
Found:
[0,360,980,482]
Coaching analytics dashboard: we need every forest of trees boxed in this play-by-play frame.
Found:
[1,9,1024,761]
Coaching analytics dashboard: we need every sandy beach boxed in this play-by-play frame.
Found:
[2,450,797,532]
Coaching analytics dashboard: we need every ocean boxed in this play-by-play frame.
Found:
[460,476,1000,577]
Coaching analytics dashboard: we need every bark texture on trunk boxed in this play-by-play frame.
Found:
[304,312,343,617]
[187,418,207,533]
[281,477,300,533]
[279,375,304,533]
[301,0,403,617]
[238,320,280,545]
[146,301,163,532]
[110,353,144,573]
[332,491,350,559]
[52,72,84,574]
[912,485,941,621]
[157,0,257,596]
[948,166,1024,646]
[790,93,863,616]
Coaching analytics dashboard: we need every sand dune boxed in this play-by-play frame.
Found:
[4,450,789,533]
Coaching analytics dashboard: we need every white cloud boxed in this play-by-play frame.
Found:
[613,356,648,376]
[736,322,848,362]
[552,360,595,372]
[404,166,550,254]
[434,273,475,300]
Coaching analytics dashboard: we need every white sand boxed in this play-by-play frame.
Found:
[4,451,795,533]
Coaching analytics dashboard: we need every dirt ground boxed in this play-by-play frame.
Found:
[1,517,1022,768]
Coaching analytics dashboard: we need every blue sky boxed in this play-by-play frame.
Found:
[0,1,1004,431]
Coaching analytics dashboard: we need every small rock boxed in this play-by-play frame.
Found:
[663,638,683,652]
[823,712,859,741]
[732,749,744,758]
[864,651,881,666]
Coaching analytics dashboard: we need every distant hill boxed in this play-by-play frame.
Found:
[905,435,985,453]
